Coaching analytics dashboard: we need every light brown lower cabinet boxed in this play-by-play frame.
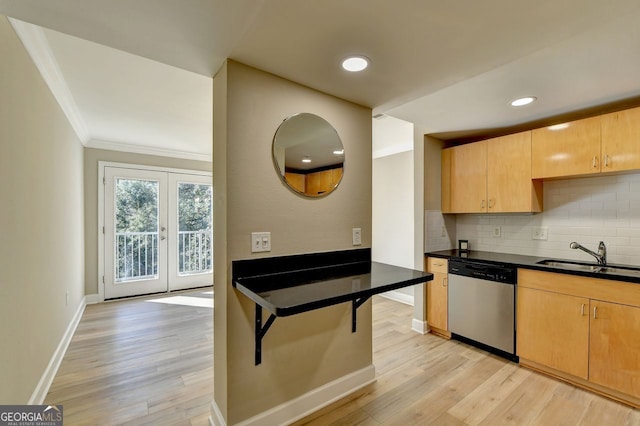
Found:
[517,269,640,407]
[517,287,589,379]
[589,300,640,399]
[426,257,450,338]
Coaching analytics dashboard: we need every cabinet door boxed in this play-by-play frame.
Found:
[441,149,452,213]
[601,106,640,173]
[305,169,334,196]
[589,300,640,398]
[517,287,590,379]
[427,271,448,331]
[487,131,541,213]
[284,172,306,193]
[531,116,601,179]
[426,258,448,333]
[450,141,487,213]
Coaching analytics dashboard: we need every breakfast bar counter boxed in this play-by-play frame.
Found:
[232,248,432,364]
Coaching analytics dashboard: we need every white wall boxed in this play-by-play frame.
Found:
[444,173,640,266]
[372,117,415,302]
[372,151,414,269]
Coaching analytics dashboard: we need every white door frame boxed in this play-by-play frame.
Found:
[98,161,212,302]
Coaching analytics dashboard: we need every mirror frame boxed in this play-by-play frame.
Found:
[272,113,345,198]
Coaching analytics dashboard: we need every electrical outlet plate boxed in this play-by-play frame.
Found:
[352,228,362,246]
[532,227,548,240]
[492,226,501,237]
[251,232,271,252]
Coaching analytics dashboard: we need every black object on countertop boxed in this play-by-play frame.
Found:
[233,248,433,365]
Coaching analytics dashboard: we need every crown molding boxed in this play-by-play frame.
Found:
[372,142,413,159]
[86,138,212,162]
[9,18,91,144]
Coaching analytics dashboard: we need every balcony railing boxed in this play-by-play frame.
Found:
[115,230,212,282]
[179,230,213,275]
[116,232,158,282]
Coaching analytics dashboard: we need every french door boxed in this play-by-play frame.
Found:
[104,166,212,299]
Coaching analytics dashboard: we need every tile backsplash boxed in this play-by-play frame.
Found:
[425,210,456,252]
[426,172,640,266]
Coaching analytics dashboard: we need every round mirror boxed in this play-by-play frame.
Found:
[272,113,345,197]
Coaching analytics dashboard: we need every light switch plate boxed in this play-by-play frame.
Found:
[251,232,271,252]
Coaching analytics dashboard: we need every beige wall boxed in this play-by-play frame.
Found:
[83,148,211,295]
[424,135,445,211]
[214,60,373,424]
[0,17,85,403]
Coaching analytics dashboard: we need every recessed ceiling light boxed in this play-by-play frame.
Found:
[302,157,312,163]
[333,149,344,155]
[342,56,369,72]
[510,96,537,107]
[548,123,570,131]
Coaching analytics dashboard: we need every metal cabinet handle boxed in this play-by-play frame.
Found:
[488,199,494,208]
[592,156,599,169]
[442,277,447,287]
[581,303,585,316]
[593,306,598,319]
[481,200,485,209]
[604,154,609,168]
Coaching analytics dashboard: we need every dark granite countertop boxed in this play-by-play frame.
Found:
[426,249,640,284]
[234,261,432,316]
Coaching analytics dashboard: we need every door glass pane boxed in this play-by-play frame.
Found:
[178,183,213,275]
[115,178,159,282]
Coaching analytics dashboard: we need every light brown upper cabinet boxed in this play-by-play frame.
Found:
[601,106,640,173]
[532,116,601,179]
[442,131,542,213]
[487,132,542,213]
[446,140,488,213]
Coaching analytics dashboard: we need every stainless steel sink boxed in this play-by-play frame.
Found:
[536,259,640,276]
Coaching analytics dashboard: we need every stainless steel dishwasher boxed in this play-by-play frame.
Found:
[448,259,517,361]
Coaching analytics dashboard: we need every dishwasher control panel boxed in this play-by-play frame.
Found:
[448,259,517,284]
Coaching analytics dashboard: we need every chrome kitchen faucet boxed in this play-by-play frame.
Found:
[570,241,607,265]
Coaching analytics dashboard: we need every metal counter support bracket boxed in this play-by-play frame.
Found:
[352,295,370,333]
[255,304,276,365]
[254,295,371,364]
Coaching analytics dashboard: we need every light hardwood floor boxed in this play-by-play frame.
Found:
[298,297,640,426]
[45,290,213,425]
[46,292,639,425]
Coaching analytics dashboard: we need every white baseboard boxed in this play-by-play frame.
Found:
[411,318,429,335]
[84,294,99,304]
[209,364,376,426]
[28,296,87,404]
[380,290,414,306]
[209,400,225,426]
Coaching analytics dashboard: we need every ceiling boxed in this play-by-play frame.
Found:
[2,0,640,160]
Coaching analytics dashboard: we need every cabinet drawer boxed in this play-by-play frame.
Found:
[427,257,448,273]
[518,268,640,308]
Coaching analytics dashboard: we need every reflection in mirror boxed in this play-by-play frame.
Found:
[273,113,345,197]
